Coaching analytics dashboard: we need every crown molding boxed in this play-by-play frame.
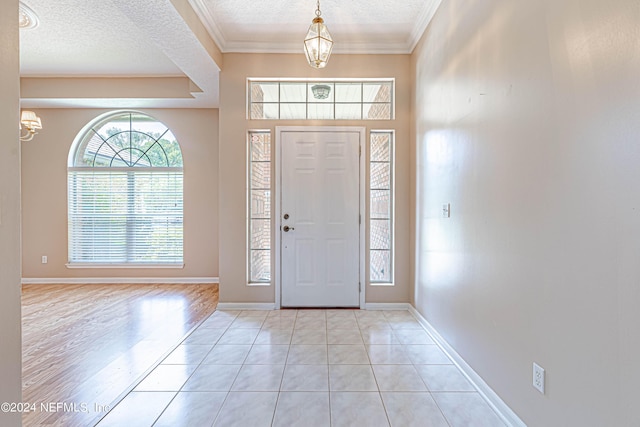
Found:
[187,0,228,52]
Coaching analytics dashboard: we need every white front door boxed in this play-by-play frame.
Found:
[280,129,361,307]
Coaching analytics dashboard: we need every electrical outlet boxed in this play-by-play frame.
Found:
[41,255,47,264]
[533,362,545,394]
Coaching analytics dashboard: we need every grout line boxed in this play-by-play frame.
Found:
[89,308,220,426]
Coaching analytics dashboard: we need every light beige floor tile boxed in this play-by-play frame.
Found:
[404,345,451,364]
[231,364,285,391]
[181,364,241,391]
[382,311,416,320]
[281,364,329,391]
[296,310,326,320]
[366,345,411,364]
[361,327,399,344]
[357,317,391,328]
[394,329,435,345]
[134,364,197,392]
[244,345,289,365]
[161,344,213,365]
[229,317,265,329]
[255,328,293,345]
[262,317,296,329]
[327,328,363,344]
[328,344,370,364]
[183,328,226,345]
[267,309,298,318]
[201,344,251,364]
[210,310,241,318]
[416,365,476,391]
[238,310,270,318]
[96,392,175,427]
[154,392,227,427]
[97,309,507,427]
[388,319,423,330]
[216,328,260,345]
[199,317,234,328]
[273,392,330,427]
[381,392,449,427]
[330,392,390,427]
[294,317,327,330]
[329,365,378,391]
[432,392,507,427]
[286,345,328,365]
[372,365,428,391]
[325,309,356,318]
[291,328,327,344]
[327,316,359,329]
[213,392,278,427]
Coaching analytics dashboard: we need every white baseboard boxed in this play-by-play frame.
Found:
[365,302,413,310]
[216,303,276,311]
[21,277,219,285]
[408,306,526,427]
[217,302,408,311]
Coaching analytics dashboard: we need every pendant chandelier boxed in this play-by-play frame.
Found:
[303,0,334,69]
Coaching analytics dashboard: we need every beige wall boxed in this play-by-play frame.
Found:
[412,0,640,425]
[21,108,219,279]
[0,0,22,424]
[219,53,411,304]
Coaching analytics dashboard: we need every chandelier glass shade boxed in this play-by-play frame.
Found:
[303,1,333,69]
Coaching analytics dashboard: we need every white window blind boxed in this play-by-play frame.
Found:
[68,169,183,265]
[67,111,184,266]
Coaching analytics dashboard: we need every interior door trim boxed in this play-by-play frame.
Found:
[275,126,366,309]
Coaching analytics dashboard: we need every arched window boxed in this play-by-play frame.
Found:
[67,111,183,266]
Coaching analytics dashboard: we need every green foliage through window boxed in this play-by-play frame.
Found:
[68,111,184,265]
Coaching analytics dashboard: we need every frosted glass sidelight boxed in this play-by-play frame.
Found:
[248,131,272,283]
[369,131,394,284]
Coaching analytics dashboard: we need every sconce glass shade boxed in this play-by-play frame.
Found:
[304,16,333,69]
[21,110,42,130]
[20,110,42,141]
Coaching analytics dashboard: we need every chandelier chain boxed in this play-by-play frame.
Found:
[316,0,321,17]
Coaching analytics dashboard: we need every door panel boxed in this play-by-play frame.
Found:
[281,130,360,307]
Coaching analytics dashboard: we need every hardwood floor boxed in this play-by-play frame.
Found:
[21,283,218,427]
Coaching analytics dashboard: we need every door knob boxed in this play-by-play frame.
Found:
[283,225,295,232]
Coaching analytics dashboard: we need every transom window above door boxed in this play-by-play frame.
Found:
[248,79,394,120]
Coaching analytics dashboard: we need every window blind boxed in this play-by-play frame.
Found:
[68,169,183,265]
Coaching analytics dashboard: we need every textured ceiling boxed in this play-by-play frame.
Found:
[189,0,441,53]
[19,0,182,76]
[18,0,442,108]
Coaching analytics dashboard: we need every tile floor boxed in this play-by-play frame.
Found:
[95,309,507,427]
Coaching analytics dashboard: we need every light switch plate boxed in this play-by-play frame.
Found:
[442,203,450,218]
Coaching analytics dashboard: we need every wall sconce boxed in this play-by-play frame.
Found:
[20,110,42,141]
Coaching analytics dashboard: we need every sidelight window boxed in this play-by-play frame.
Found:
[248,131,272,283]
[369,131,394,284]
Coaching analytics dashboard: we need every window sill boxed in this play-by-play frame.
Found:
[370,282,394,287]
[66,263,185,269]
[248,282,271,287]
